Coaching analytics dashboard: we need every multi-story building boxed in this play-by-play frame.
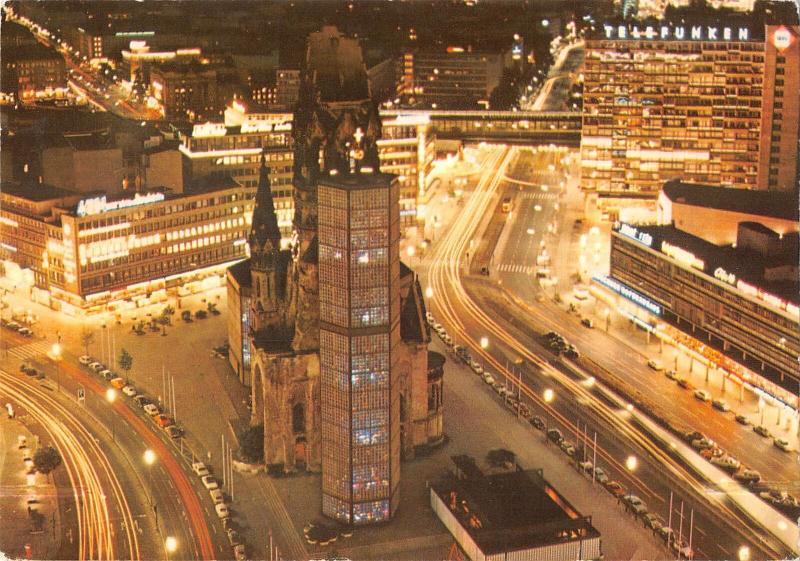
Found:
[377,113,436,229]
[150,61,222,122]
[602,181,799,407]
[318,170,402,525]
[1,43,68,101]
[42,132,126,194]
[581,6,800,209]
[0,179,255,315]
[179,102,294,234]
[398,48,505,109]
[275,69,301,109]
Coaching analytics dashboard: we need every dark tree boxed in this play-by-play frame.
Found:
[33,446,62,477]
[238,424,264,463]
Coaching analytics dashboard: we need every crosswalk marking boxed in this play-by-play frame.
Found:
[520,191,558,201]
[7,340,52,361]
[497,263,535,274]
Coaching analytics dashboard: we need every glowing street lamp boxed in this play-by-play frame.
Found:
[625,455,638,472]
[737,546,751,561]
[165,536,177,561]
[425,286,433,299]
[543,388,554,403]
[106,388,117,441]
[479,337,489,349]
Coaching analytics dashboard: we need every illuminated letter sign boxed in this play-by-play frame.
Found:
[601,23,750,42]
[619,223,653,247]
[714,267,736,285]
[593,275,662,316]
[772,27,794,51]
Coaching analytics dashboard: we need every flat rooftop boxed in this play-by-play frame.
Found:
[1,181,77,202]
[432,461,600,555]
[662,180,799,222]
[318,170,397,191]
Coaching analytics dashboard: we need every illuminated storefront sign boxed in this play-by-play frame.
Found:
[76,193,165,217]
[714,267,736,285]
[736,279,800,318]
[192,122,228,138]
[661,241,705,270]
[593,275,662,316]
[603,23,750,42]
[618,223,653,247]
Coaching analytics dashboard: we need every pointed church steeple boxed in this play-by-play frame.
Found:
[249,149,282,256]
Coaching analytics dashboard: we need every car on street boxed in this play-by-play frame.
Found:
[233,544,246,561]
[700,446,723,459]
[165,425,183,439]
[472,364,484,376]
[773,438,790,452]
[201,475,219,490]
[670,540,693,560]
[710,455,741,471]
[6,321,21,331]
[604,480,626,498]
[110,377,126,389]
[580,318,594,328]
[210,489,225,504]
[215,502,230,519]
[643,513,664,532]
[577,460,593,473]
[733,468,761,484]
[683,430,704,442]
[658,526,675,544]
[691,437,715,450]
[192,462,209,477]
[143,403,160,416]
[529,416,546,430]
[99,369,114,380]
[154,414,174,428]
[693,389,711,402]
[122,385,137,397]
[647,359,664,371]
[88,362,104,372]
[226,529,242,547]
[676,378,692,390]
[623,494,648,515]
[563,345,580,359]
[482,373,495,385]
[665,369,679,380]
[593,467,609,485]
[711,399,730,412]
[546,428,563,444]
[133,395,151,408]
[753,425,771,438]
[79,355,93,365]
[560,442,576,457]
[18,327,33,337]
[442,334,453,346]
[735,414,750,425]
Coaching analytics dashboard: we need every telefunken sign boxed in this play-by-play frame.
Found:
[603,23,750,42]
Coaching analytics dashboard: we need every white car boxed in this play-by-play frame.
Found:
[122,385,137,397]
[210,489,225,504]
[143,403,160,416]
[482,373,495,385]
[694,389,711,402]
[88,362,104,372]
[710,455,741,470]
[215,502,230,519]
[593,467,609,485]
[79,355,93,365]
[201,475,218,490]
[711,399,730,412]
[472,365,484,376]
[192,462,209,477]
[647,359,664,371]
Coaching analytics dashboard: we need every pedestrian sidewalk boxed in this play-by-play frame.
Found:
[0,414,62,560]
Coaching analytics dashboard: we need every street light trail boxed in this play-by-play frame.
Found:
[425,146,789,560]
[0,370,139,560]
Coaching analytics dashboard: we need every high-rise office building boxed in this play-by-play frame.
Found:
[581,3,799,212]
[319,170,401,525]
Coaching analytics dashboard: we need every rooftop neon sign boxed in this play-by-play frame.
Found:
[76,193,165,217]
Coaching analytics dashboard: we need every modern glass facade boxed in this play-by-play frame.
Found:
[318,172,401,525]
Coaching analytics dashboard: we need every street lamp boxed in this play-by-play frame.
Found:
[51,343,62,391]
[625,455,638,472]
[543,389,554,403]
[737,546,751,561]
[165,536,177,561]
[480,337,489,349]
[425,286,433,299]
[106,388,117,441]
[144,449,158,527]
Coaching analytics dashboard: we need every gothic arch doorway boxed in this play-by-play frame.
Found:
[295,436,307,470]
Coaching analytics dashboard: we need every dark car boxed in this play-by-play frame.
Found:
[683,430,704,443]
[195,310,208,320]
[181,310,193,322]
[735,414,751,425]
[133,395,152,408]
[564,345,580,359]
[604,480,626,498]
[547,428,563,444]
[753,425,771,438]
[529,416,546,430]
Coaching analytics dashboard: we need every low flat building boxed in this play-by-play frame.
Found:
[431,458,602,561]
[604,182,799,406]
[0,178,255,315]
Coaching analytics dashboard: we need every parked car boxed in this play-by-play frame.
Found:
[122,385,137,397]
[753,425,771,438]
[647,359,664,371]
[700,447,723,459]
[564,345,580,359]
[210,489,225,504]
[710,455,741,471]
[79,355,94,365]
[643,513,664,531]
[580,318,594,328]
[529,416,545,430]
[215,502,230,519]
[604,480,626,498]
[623,494,648,515]
[711,399,730,412]
[201,475,219,490]
[233,544,246,561]
[658,526,675,544]
[665,369,679,380]
[560,442,576,457]
[773,438,790,452]
[154,414,174,428]
[133,395,151,408]
[99,369,114,380]
[593,467,609,485]
[735,414,750,425]
[676,378,692,390]
[472,364,485,376]
[110,377,126,389]
[18,327,33,337]
[195,310,208,320]
[577,460,593,473]
[88,362,104,372]
[482,373,495,385]
[165,425,183,439]
[226,529,242,547]
[192,462,209,477]
[693,389,711,402]
[691,437,715,450]
[733,469,761,484]
[683,430,704,442]
[143,403,160,416]
[547,428,563,444]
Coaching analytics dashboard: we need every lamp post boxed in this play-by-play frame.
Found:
[106,388,117,441]
[480,337,489,350]
[165,536,177,561]
[144,449,158,527]
[625,455,638,472]
[425,286,433,299]
[758,398,765,426]
[51,343,62,391]
[603,309,611,332]
[737,546,751,561]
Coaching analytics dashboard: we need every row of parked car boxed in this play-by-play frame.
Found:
[77,355,183,439]
[190,461,246,560]
[1,318,34,337]
[544,331,580,359]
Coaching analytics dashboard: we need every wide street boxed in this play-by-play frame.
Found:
[416,144,796,560]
